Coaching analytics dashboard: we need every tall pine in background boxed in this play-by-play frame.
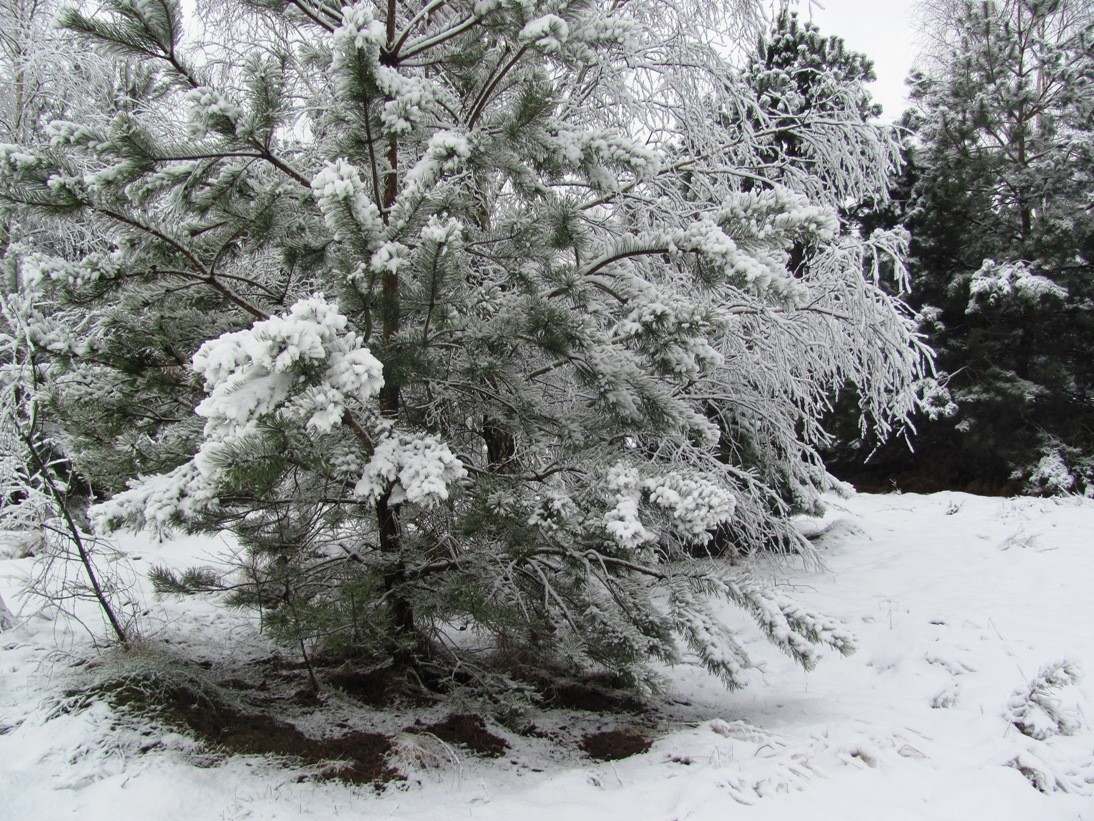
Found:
[743,7,883,193]
[1,0,928,692]
[733,9,927,507]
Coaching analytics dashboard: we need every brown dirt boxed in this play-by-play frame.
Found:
[327,666,404,707]
[544,681,646,713]
[100,676,396,785]
[326,665,439,707]
[507,665,646,713]
[85,660,659,779]
[416,713,509,758]
[580,728,652,761]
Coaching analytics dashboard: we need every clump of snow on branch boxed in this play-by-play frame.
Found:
[519,14,569,52]
[331,1,384,66]
[185,86,241,139]
[375,68,438,136]
[370,242,411,276]
[0,144,42,172]
[22,251,122,288]
[192,296,383,437]
[93,462,218,534]
[967,260,1068,314]
[644,472,737,543]
[354,433,466,507]
[95,298,385,532]
[603,466,655,549]
[549,128,661,190]
[402,131,472,196]
[311,159,384,242]
[601,466,737,548]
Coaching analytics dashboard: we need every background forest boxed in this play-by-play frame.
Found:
[828,0,1094,497]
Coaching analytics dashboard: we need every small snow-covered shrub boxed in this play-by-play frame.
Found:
[1006,660,1082,741]
[1007,748,1093,795]
[1013,443,1093,498]
[388,731,462,775]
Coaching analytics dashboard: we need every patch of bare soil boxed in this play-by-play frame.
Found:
[416,713,509,758]
[326,664,436,708]
[544,681,646,713]
[83,655,662,780]
[509,666,647,713]
[98,675,396,785]
[580,728,652,761]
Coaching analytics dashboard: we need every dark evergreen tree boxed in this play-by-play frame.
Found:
[895,0,1094,494]
[744,7,882,188]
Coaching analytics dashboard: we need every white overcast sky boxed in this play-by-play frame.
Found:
[799,0,923,120]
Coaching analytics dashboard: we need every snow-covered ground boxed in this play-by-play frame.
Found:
[1,491,1092,820]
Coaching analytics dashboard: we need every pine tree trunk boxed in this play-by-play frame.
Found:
[483,417,516,473]
[374,1,416,662]
[376,495,415,658]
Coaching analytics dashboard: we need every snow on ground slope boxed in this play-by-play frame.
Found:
[1,491,1092,820]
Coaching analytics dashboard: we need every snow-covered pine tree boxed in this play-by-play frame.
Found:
[0,0,49,293]
[0,292,52,553]
[0,0,927,690]
[1,0,120,293]
[706,8,926,517]
[0,290,136,645]
[740,6,889,201]
[0,0,92,553]
[0,0,165,556]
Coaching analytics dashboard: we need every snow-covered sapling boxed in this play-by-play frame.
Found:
[1007,660,1082,741]
[0,0,927,691]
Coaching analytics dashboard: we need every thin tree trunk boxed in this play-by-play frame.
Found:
[375,0,416,661]
[20,429,130,647]
[483,417,516,473]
